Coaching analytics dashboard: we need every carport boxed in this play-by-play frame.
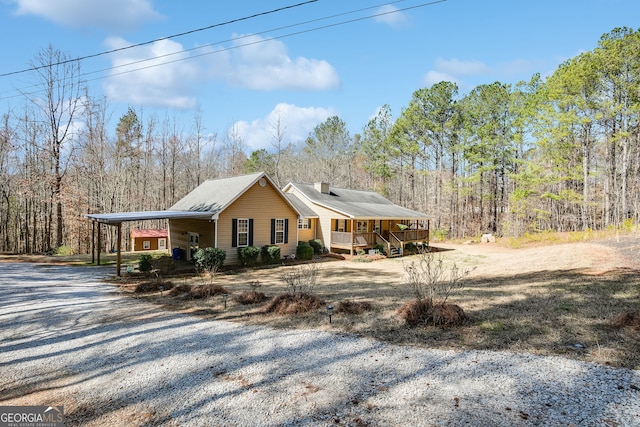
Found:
[84,210,215,276]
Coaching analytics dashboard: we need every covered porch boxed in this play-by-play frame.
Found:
[330,218,430,257]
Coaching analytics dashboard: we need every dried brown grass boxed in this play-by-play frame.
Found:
[234,290,268,305]
[168,283,229,299]
[263,294,324,315]
[127,237,640,369]
[612,311,640,331]
[336,300,374,315]
[134,281,173,293]
[397,300,466,327]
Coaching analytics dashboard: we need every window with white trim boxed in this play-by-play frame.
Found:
[237,218,249,247]
[274,218,285,244]
[298,218,311,229]
[356,220,368,232]
[143,240,151,250]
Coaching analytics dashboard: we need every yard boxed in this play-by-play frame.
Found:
[119,234,640,370]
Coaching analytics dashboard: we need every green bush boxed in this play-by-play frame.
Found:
[261,245,281,264]
[53,245,74,256]
[238,245,260,266]
[138,254,154,272]
[308,239,323,255]
[194,247,226,272]
[296,243,314,260]
[375,244,385,254]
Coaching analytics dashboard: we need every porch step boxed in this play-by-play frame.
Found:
[389,247,402,257]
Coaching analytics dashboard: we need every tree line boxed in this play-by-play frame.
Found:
[1,28,639,254]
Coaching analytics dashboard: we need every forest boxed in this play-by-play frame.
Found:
[1,27,639,255]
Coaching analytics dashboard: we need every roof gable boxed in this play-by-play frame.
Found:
[171,172,302,217]
[170,172,265,213]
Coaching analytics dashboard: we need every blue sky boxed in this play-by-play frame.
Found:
[1,0,639,152]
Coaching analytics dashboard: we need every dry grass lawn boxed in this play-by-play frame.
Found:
[117,235,640,370]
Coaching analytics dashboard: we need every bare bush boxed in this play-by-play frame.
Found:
[403,248,473,306]
[400,248,472,327]
[280,263,319,295]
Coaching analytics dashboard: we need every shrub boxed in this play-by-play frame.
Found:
[308,239,323,255]
[375,244,385,254]
[261,245,281,264]
[238,245,260,266]
[194,247,226,272]
[54,245,74,256]
[138,254,154,272]
[296,243,314,260]
[400,248,473,327]
[280,263,319,295]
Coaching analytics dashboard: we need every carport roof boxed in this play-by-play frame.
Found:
[84,210,215,224]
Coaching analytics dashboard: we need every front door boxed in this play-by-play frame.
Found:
[187,232,199,260]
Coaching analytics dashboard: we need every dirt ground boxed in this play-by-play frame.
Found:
[4,233,640,369]
[113,233,640,370]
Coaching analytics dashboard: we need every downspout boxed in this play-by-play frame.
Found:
[212,213,219,248]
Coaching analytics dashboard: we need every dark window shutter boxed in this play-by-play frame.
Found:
[232,219,237,247]
[284,219,289,243]
[270,218,276,244]
[249,219,254,246]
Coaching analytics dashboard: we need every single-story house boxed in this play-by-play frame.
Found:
[130,228,168,252]
[84,172,429,275]
[283,182,430,256]
[166,172,300,264]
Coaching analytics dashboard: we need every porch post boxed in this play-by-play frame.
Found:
[91,220,95,264]
[116,222,122,277]
[97,222,101,266]
[350,219,355,255]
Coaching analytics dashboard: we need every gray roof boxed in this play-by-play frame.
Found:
[170,172,265,213]
[284,193,318,218]
[287,183,430,219]
[84,210,215,224]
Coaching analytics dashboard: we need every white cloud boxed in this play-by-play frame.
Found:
[434,58,489,76]
[423,70,459,87]
[10,0,162,31]
[208,34,340,91]
[232,103,336,151]
[423,57,489,87]
[102,37,199,109]
[373,5,409,28]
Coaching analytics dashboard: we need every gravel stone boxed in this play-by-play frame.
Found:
[1,262,639,426]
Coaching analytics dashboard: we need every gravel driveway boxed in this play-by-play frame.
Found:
[1,262,639,426]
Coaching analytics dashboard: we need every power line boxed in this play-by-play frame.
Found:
[0,0,318,78]
[2,0,448,101]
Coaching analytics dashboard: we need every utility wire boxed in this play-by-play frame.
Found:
[2,0,447,100]
[0,0,318,78]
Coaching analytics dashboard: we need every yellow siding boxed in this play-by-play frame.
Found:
[218,181,298,264]
[284,187,348,251]
[168,219,215,258]
[297,227,315,243]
